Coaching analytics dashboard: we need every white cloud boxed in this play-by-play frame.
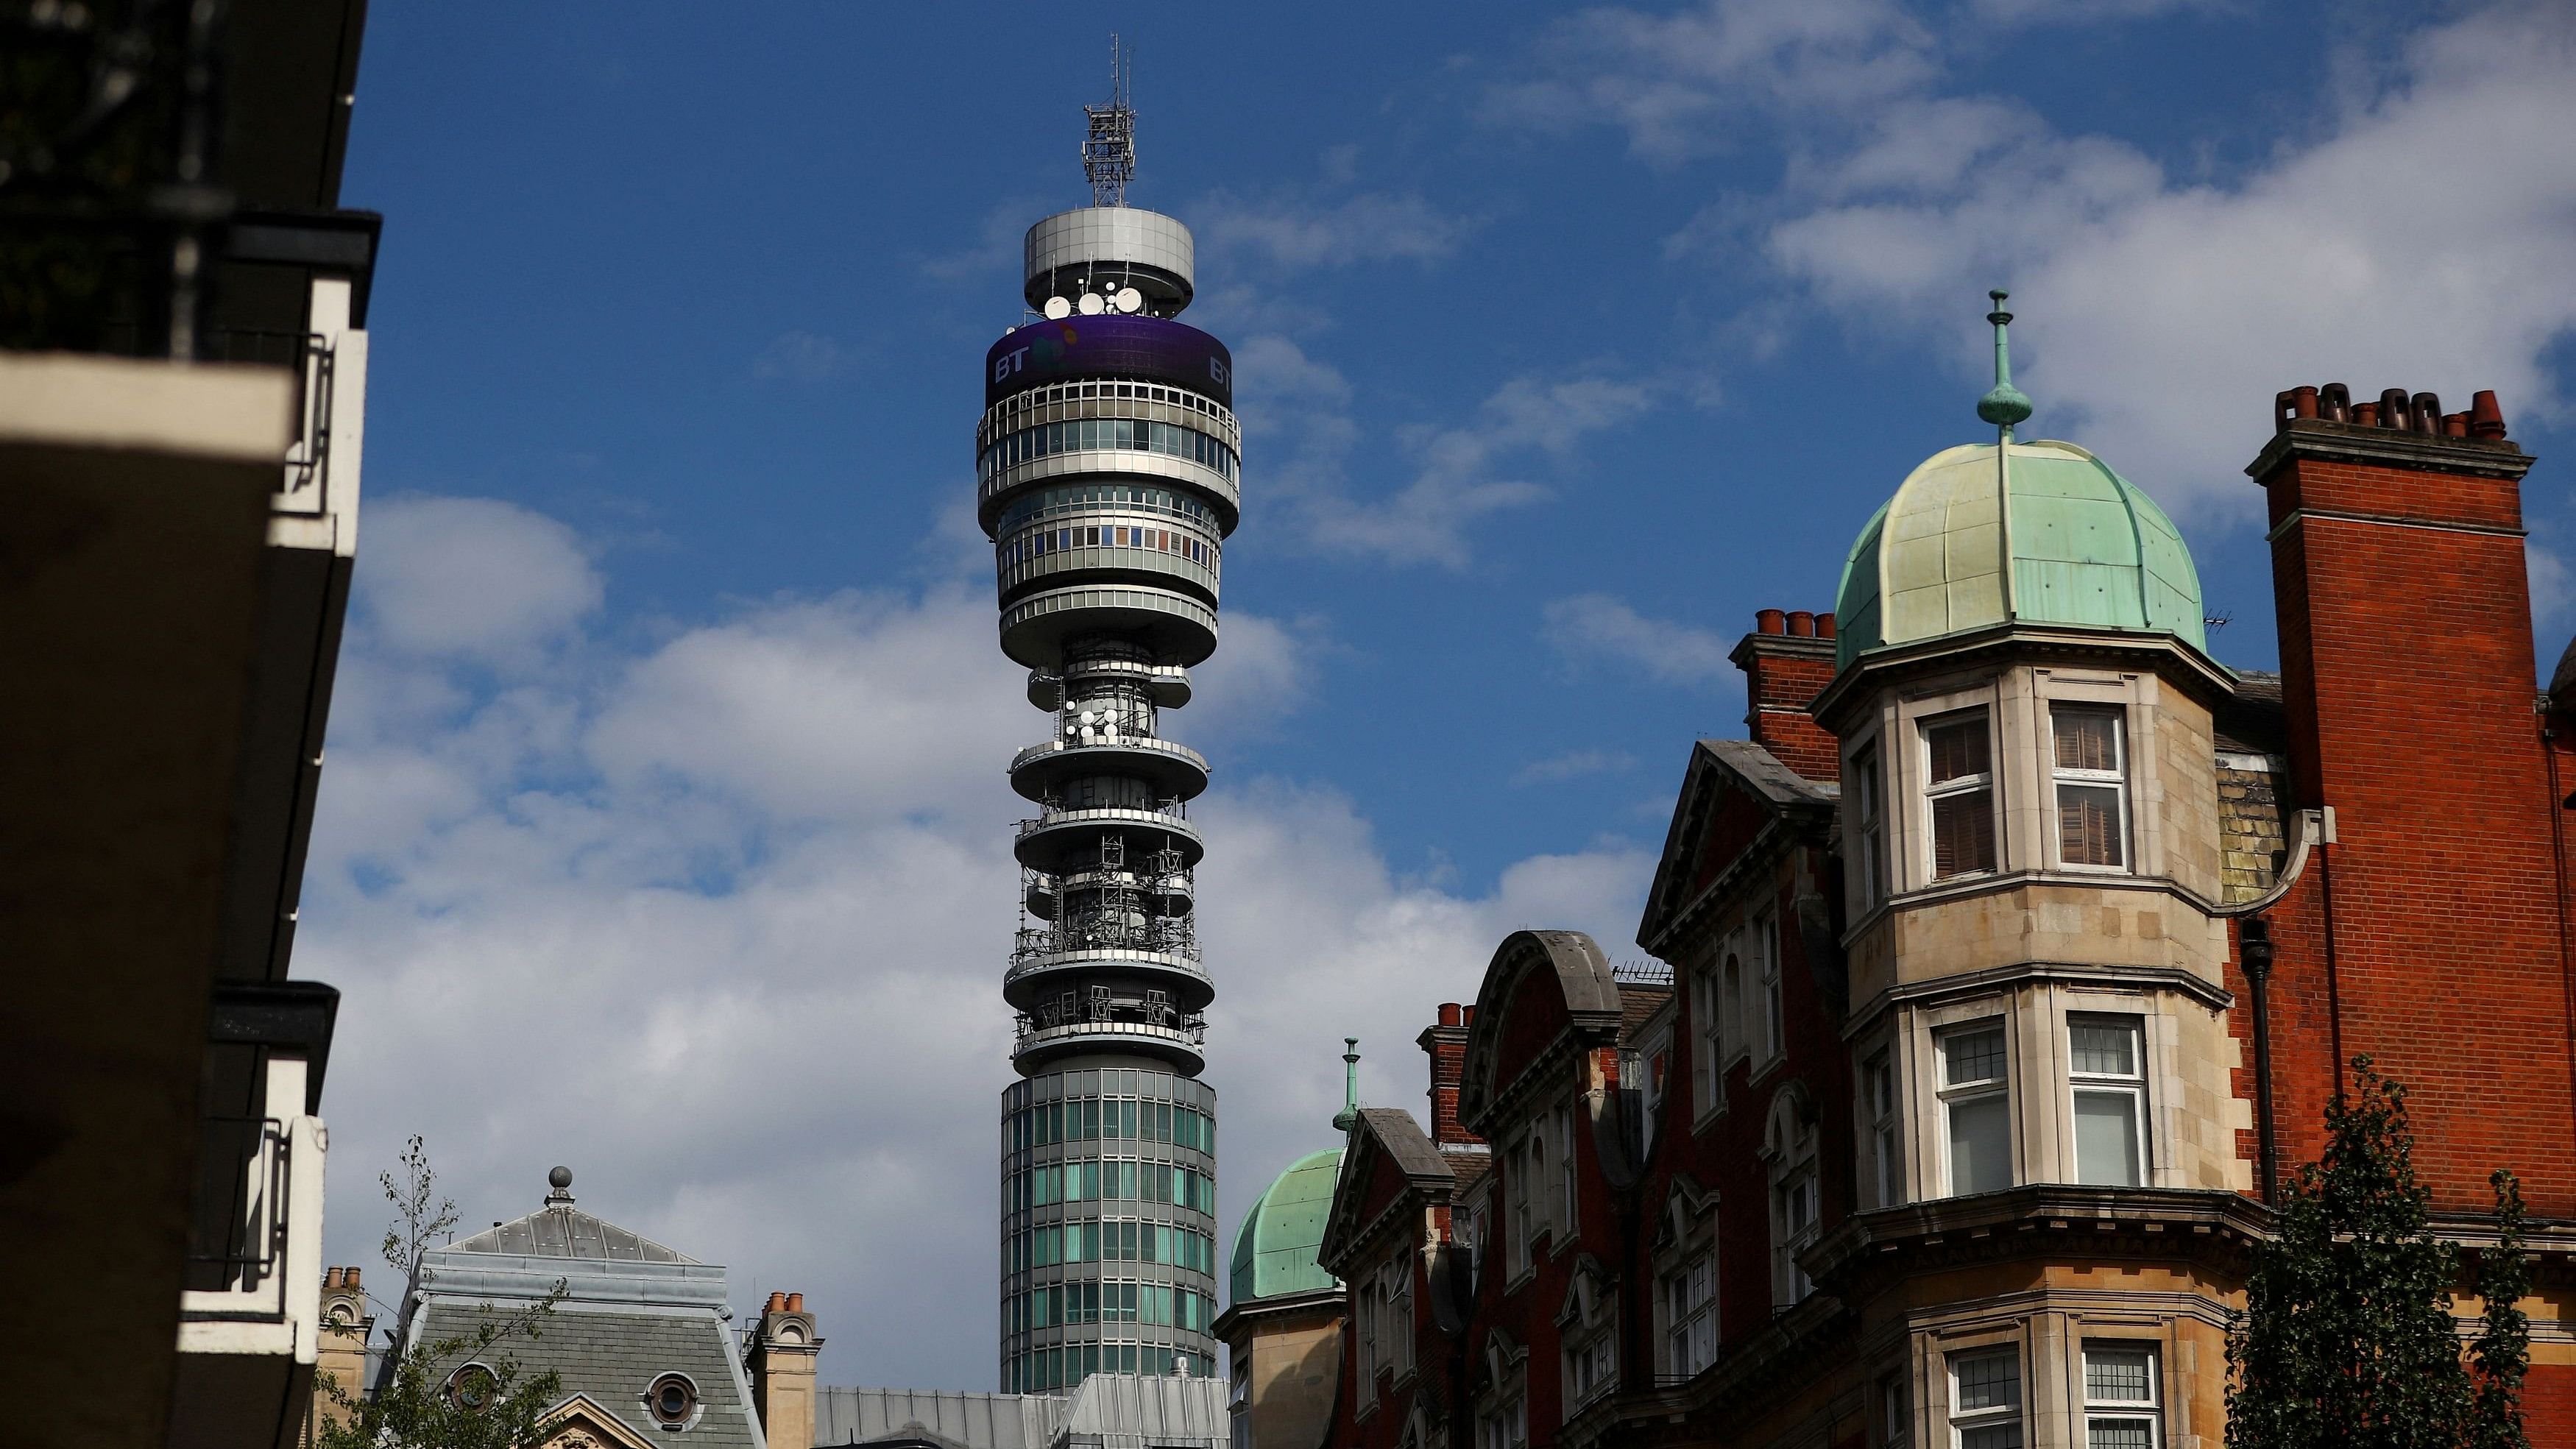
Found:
[1519,0,2576,521]
[1198,190,1477,271]
[354,496,602,667]
[1510,749,1640,787]
[305,497,1645,1391]
[1542,593,1741,688]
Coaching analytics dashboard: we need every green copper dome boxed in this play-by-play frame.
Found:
[1834,437,2207,672]
[1228,1148,1343,1305]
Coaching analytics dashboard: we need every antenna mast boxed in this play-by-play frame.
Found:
[1083,35,1136,208]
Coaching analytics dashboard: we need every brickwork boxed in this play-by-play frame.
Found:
[1418,1009,1481,1149]
[2253,425,2576,1216]
[1732,618,1840,784]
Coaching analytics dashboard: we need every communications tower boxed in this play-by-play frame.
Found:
[984,55,1234,1392]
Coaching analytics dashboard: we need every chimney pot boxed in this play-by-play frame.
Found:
[1461,1005,1475,1026]
[347,1267,359,1287]
[2444,413,2469,439]
[2379,389,2412,429]
[1786,610,1814,637]
[1755,608,1786,636]
[1437,1002,1461,1027]
[324,1267,340,1289]
[766,1291,788,1313]
[2471,390,2508,440]
[2412,392,2442,436]
[2354,402,2380,427]
[1816,612,1836,640]
[2320,382,2352,422]
[786,1292,804,1313]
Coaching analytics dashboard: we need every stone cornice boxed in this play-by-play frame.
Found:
[1811,623,2236,732]
[1802,1184,2271,1304]
[2246,418,2533,483]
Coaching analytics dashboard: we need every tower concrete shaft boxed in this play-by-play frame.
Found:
[983,190,1235,1392]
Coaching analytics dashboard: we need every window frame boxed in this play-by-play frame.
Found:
[1921,709,2000,882]
[1691,963,1723,1119]
[1853,740,1888,909]
[2069,1015,2150,1188]
[1662,1253,1716,1381]
[1936,1018,2014,1197]
[1865,1048,1903,1208]
[2048,704,2133,874]
[1555,1102,1579,1241]
[1755,913,1784,1066]
[1946,1347,2023,1449]
[2080,1342,2161,1449]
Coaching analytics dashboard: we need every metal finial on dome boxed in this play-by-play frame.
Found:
[1332,1038,1359,1133]
[1977,288,2034,437]
[545,1166,574,1205]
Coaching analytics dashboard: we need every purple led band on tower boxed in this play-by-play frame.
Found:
[987,315,1234,410]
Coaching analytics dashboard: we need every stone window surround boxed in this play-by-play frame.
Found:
[1841,667,2176,923]
[1687,910,1784,1134]
[1868,981,2199,1203]
[1894,1303,2191,1449]
[1473,1331,1530,1449]
[1553,1256,1620,1413]
[1647,1176,1718,1384]
[1761,1085,1822,1307]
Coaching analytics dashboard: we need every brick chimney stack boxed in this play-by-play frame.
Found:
[1730,609,1839,782]
[748,1290,822,1449]
[2249,384,2572,1214]
[1418,1003,1482,1149]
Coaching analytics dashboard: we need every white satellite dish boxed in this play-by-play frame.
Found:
[1043,295,1072,320]
[1114,287,1143,314]
[1077,291,1106,316]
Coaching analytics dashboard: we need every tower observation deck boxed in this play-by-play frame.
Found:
[986,82,1233,1394]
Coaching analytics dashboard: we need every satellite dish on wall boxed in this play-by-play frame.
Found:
[1043,296,1073,320]
[1114,287,1143,314]
[1077,291,1105,316]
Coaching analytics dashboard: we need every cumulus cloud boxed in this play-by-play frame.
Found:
[354,496,602,667]
[304,497,1645,1390]
[752,330,846,382]
[1542,593,1740,687]
[1502,0,2576,520]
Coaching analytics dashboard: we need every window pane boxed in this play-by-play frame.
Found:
[2074,1091,2142,1186]
[1933,789,1998,876]
[1942,1027,2007,1086]
[1949,1094,2012,1194]
[1928,718,1991,783]
[2070,1021,2139,1077]
[1954,1352,2020,1410]
[2086,1350,2153,1402]
[1962,1426,2025,1449]
[2054,710,2120,773]
[2059,784,2125,867]
[2087,1421,2153,1449]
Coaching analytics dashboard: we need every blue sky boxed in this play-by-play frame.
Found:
[309,0,2576,1389]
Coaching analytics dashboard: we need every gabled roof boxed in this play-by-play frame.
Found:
[1637,739,1836,957]
[1318,1108,1454,1276]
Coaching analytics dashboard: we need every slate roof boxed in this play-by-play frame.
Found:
[413,1302,759,1449]
[2214,669,2287,757]
[1618,982,1672,1041]
[447,1202,694,1264]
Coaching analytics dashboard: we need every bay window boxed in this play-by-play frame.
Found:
[1947,1349,2022,1449]
[1939,1021,2012,1195]
[2051,706,2129,871]
[1924,712,1998,879]
[2082,1345,2159,1449]
[1855,743,1887,907]
[1865,1049,1902,1207]
[2070,1017,2148,1187]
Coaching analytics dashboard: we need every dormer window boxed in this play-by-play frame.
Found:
[2050,706,2129,871]
[1923,712,1998,879]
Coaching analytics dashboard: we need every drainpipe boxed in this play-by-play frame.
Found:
[2238,917,2280,1205]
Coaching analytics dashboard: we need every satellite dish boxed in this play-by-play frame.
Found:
[1043,295,1072,320]
[1077,291,1105,316]
[1114,287,1143,314]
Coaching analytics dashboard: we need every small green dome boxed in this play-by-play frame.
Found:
[1228,1148,1343,1305]
[1834,438,2206,672]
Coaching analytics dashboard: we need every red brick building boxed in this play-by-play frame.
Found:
[1286,365,2575,1449]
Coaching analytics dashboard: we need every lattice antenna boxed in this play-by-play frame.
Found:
[1082,35,1136,207]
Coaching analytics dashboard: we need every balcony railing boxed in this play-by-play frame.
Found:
[179,1106,323,1326]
